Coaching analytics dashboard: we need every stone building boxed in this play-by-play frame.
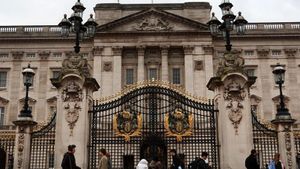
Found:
[0,2,300,169]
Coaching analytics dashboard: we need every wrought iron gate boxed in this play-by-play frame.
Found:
[89,82,219,169]
[251,108,278,169]
[30,112,56,169]
[0,129,15,169]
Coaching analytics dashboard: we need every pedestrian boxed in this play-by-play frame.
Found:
[245,149,260,169]
[136,159,148,169]
[149,156,162,169]
[106,152,112,169]
[296,152,300,169]
[170,149,184,169]
[61,144,81,169]
[98,148,109,169]
[188,152,211,169]
[268,153,284,169]
[0,147,6,169]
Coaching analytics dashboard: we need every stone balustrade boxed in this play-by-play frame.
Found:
[0,25,61,33]
[0,22,299,34]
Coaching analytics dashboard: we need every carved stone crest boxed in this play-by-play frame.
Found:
[103,62,112,72]
[216,51,245,78]
[64,102,80,136]
[165,107,193,142]
[62,81,82,136]
[224,80,246,135]
[134,15,173,31]
[113,106,142,142]
[62,82,82,102]
[61,52,91,78]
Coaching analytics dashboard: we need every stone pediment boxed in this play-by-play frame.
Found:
[97,8,208,32]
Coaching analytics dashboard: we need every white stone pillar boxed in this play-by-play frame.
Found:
[207,50,257,169]
[272,117,297,169]
[161,46,169,82]
[13,118,37,169]
[113,47,122,93]
[184,46,194,93]
[52,53,100,169]
[208,74,255,169]
[137,46,145,82]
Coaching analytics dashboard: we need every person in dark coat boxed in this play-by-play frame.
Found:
[170,149,184,169]
[245,149,260,169]
[0,147,6,169]
[61,144,81,169]
[188,152,211,169]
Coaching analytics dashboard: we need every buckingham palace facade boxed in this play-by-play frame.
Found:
[0,2,300,169]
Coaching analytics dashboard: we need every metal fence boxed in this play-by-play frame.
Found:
[252,109,278,169]
[0,130,15,169]
[30,113,56,169]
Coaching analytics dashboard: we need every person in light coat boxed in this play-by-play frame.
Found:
[136,159,148,169]
[98,148,109,169]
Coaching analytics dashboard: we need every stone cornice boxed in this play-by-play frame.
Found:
[95,2,211,10]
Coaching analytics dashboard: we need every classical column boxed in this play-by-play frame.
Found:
[36,51,50,121]
[9,51,23,122]
[92,46,103,98]
[161,46,169,82]
[203,46,214,98]
[137,46,145,82]
[184,46,194,93]
[207,51,256,169]
[13,117,37,169]
[112,47,122,93]
[51,52,100,169]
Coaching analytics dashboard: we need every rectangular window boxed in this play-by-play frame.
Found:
[172,68,181,84]
[272,50,282,56]
[0,107,4,125]
[53,53,62,57]
[245,69,255,76]
[149,68,158,80]
[244,50,254,56]
[0,53,9,59]
[0,72,7,88]
[26,53,35,58]
[126,69,134,85]
[52,70,61,79]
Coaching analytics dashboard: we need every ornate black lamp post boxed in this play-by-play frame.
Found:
[59,0,98,53]
[272,64,292,119]
[207,0,248,52]
[19,64,35,118]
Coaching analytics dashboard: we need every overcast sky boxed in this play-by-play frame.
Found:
[1,0,299,26]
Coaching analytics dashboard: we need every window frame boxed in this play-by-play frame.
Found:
[0,71,7,88]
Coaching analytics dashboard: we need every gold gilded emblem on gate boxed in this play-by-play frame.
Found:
[113,106,142,142]
[165,107,193,142]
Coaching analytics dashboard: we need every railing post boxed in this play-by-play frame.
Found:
[12,117,37,169]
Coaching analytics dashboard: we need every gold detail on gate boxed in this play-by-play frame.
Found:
[96,80,209,104]
[164,108,193,142]
[113,109,142,142]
